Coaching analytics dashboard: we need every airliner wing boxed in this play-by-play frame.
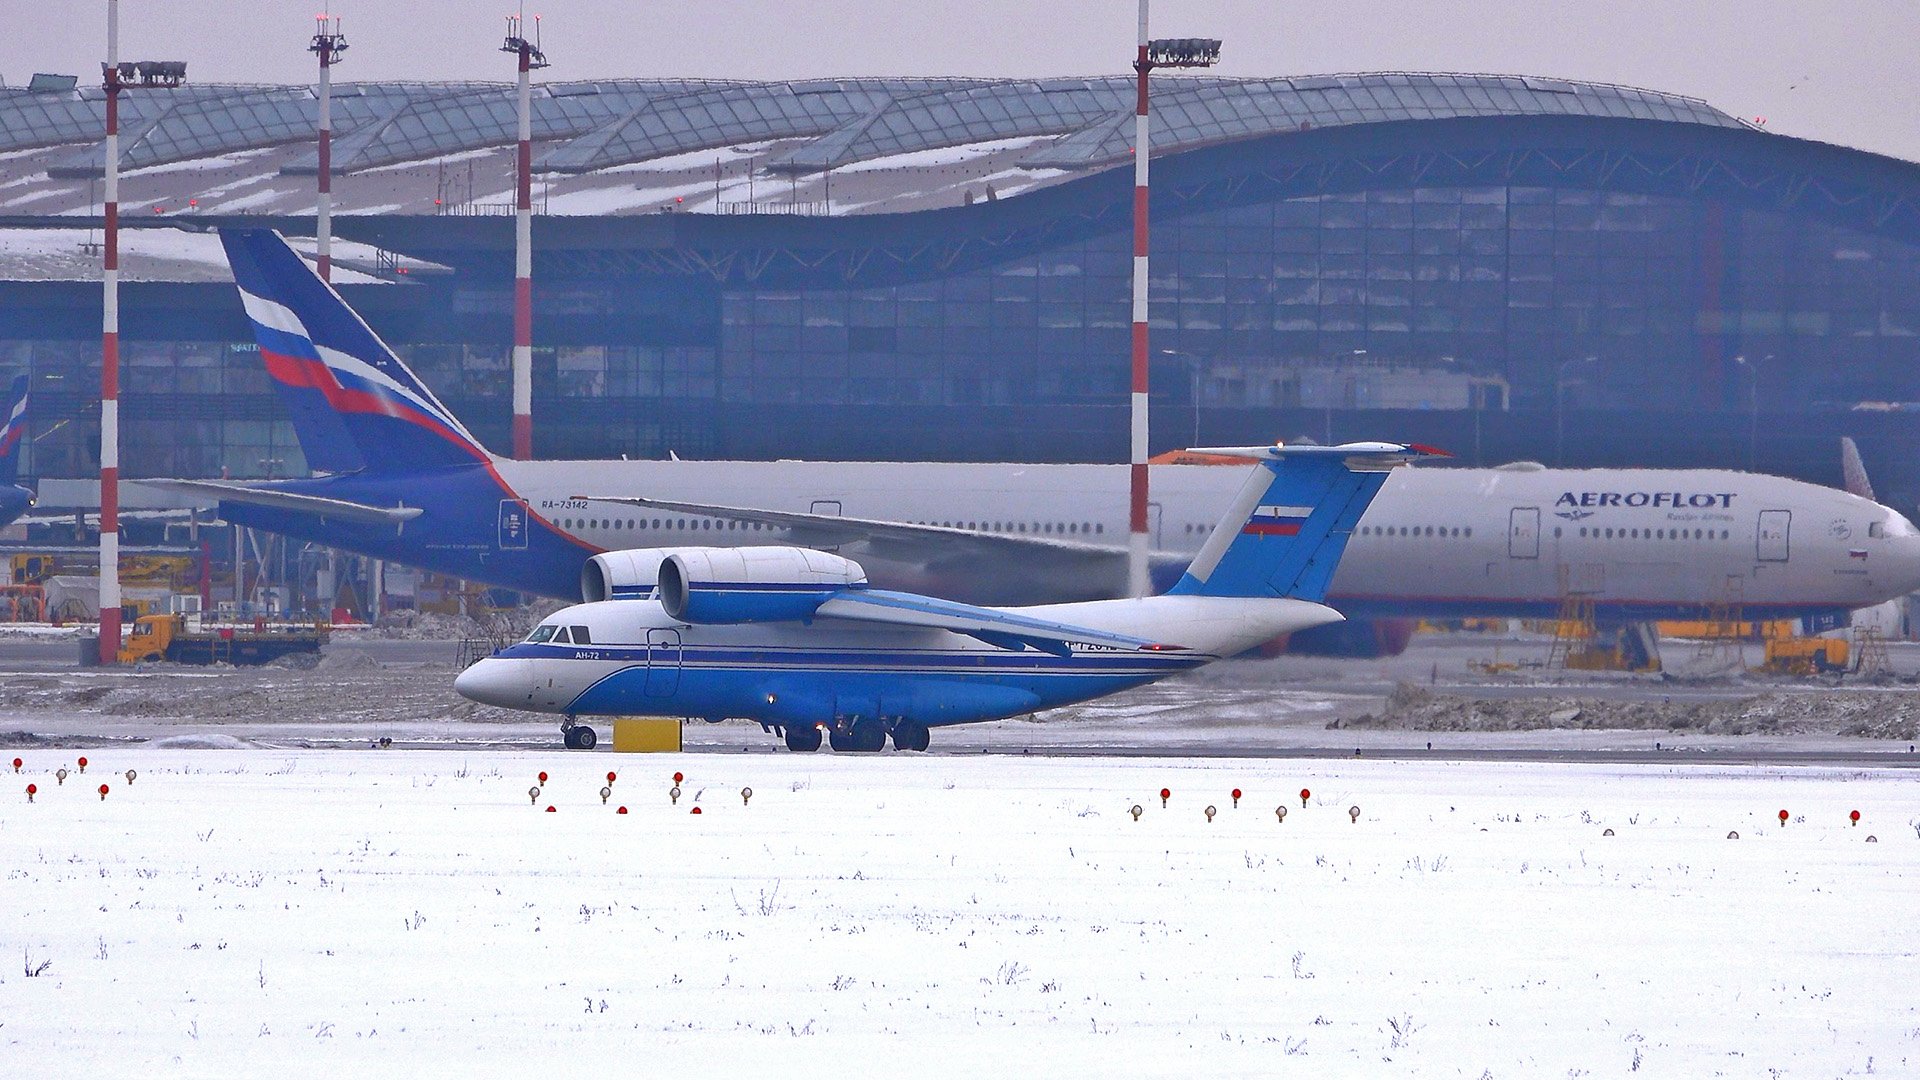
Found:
[814,588,1171,656]
[578,495,1118,559]
[130,479,424,526]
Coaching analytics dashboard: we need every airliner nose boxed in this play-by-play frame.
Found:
[454,658,530,709]
[1886,524,1920,596]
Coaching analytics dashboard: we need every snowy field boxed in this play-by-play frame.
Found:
[4,748,1915,1077]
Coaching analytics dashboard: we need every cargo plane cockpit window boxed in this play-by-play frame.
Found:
[527,625,558,644]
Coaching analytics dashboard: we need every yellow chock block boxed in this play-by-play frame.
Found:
[612,717,682,753]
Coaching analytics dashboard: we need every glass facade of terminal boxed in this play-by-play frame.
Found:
[6,181,1920,496]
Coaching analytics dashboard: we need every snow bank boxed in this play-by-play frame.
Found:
[2,750,1913,1076]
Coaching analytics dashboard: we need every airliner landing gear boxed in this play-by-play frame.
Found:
[784,724,823,752]
[890,719,931,752]
[560,718,598,750]
[829,720,887,752]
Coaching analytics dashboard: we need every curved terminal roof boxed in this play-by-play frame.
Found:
[3,72,1750,179]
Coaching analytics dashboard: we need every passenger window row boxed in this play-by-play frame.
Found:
[911,520,1106,536]
[560,517,772,532]
[1566,526,1732,540]
[1357,525,1472,538]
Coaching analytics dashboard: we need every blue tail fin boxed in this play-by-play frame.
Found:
[220,229,492,474]
[1167,442,1437,601]
[0,374,26,486]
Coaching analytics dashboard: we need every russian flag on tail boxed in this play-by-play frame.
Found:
[1243,504,1313,536]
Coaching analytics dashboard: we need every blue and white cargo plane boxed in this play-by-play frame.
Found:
[0,374,33,529]
[155,230,1920,653]
[454,442,1427,751]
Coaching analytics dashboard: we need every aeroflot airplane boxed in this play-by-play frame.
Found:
[454,443,1424,751]
[154,230,1920,649]
[0,374,33,529]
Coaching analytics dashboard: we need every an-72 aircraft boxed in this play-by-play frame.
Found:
[454,441,1429,751]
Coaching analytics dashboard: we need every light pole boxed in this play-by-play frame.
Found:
[1554,356,1595,467]
[1125,16,1219,598]
[310,15,348,283]
[97,0,186,665]
[502,13,549,461]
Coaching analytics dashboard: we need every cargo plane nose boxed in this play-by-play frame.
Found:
[454,657,536,710]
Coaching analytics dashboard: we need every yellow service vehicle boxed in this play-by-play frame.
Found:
[118,613,329,665]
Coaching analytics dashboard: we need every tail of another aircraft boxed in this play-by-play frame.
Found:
[0,373,26,485]
[1167,442,1437,602]
[220,229,492,474]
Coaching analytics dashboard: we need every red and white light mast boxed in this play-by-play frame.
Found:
[1127,12,1219,596]
[310,15,348,282]
[97,0,186,664]
[502,14,547,460]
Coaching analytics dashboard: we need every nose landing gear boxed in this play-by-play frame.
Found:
[560,717,598,750]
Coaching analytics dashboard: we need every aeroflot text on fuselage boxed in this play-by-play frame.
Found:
[1555,491,1738,509]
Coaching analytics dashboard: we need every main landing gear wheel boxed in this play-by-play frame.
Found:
[563,725,598,750]
[784,725,823,752]
[829,721,887,753]
[890,720,931,752]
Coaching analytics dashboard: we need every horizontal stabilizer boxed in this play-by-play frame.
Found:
[130,479,424,526]
[814,588,1172,654]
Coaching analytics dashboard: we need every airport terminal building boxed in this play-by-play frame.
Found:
[6,72,1920,500]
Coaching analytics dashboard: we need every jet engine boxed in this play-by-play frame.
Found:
[581,546,725,602]
[659,547,867,624]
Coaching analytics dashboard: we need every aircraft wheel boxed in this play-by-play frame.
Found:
[891,720,931,752]
[784,724,822,752]
[830,721,886,753]
[561,727,582,750]
[573,725,597,750]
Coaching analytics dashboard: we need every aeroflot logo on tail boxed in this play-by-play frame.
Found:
[1555,491,1737,509]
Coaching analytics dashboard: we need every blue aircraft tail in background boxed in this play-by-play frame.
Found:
[0,373,33,527]
[219,229,491,474]
[0,373,25,486]
[1168,442,1443,602]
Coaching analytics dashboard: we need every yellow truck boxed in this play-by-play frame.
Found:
[118,613,329,665]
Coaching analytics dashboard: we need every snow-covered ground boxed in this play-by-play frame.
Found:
[4,748,1914,1076]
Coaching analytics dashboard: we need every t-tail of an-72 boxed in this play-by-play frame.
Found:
[1168,442,1443,601]
[219,229,493,474]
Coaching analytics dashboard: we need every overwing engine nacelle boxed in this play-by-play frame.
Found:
[660,547,867,624]
[582,545,868,623]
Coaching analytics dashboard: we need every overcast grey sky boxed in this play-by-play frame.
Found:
[8,1,1920,162]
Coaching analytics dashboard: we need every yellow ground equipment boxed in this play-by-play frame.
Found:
[1758,637,1849,676]
[612,717,683,752]
[119,613,329,665]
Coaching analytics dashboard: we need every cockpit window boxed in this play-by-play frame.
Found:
[552,627,573,645]
[527,625,557,644]
[1870,521,1885,539]
[570,625,592,645]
